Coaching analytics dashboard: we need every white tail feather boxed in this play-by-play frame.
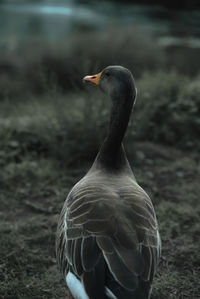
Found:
[66,272,89,299]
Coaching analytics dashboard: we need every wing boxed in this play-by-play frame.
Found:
[56,178,161,296]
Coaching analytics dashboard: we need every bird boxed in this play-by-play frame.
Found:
[56,65,161,299]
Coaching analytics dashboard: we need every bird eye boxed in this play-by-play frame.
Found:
[104,71,110,77]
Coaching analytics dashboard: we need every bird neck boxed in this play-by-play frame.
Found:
[96,90,135,170]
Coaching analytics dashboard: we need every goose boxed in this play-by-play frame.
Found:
[56,65,161,299]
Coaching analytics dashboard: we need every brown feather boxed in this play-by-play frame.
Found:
[73,238,83,276]
[56,171,161,296]
[81,236,101,271]
[104,249,138,290]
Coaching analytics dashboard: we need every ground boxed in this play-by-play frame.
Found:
[0,141,199,299]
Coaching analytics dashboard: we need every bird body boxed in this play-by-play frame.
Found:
[56,66,161,299]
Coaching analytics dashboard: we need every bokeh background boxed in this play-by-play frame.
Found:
[0,1,200,298]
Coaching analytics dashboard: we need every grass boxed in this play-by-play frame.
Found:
[0,137,199,298]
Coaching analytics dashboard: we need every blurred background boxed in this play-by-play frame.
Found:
[0,1,199,298]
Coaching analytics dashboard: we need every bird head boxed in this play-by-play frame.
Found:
[83,65,136,100]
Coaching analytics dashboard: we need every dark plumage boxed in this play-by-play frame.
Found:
[56,66,161,299]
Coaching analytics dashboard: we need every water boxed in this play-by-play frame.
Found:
[1,0,200,50]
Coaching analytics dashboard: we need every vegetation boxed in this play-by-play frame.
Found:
[0,70,199,165]
[0,27,199,298]
[1,27,200,100]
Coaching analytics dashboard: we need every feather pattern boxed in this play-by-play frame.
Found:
[56,170,161,298]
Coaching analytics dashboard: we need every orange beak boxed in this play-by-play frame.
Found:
[83,71,102,86]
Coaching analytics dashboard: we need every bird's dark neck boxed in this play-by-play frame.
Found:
[96,89,135,170]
